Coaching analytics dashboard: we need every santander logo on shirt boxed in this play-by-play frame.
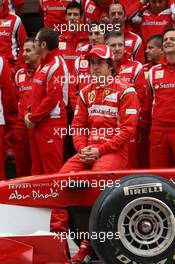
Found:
[0,30,10,36]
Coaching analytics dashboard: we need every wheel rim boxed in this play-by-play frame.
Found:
[118,197,175,257]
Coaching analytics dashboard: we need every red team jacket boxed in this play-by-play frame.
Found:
[15,67,35,125]
[0,4,27,67]
[59,30,89,73]
[124,29,145,64]
[81,0,113,23]
[72,78,140,155]
[130,3,173,47]
[138,62,153,129]
[28,49,69,128]
[0,56,17,126]
[5,0,25,13]
[115,55,144,106]
[39,0,73,30]
[78,30,145,64]
[148,62,175,131]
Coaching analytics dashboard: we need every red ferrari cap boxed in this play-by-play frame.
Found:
[85,44,114,60]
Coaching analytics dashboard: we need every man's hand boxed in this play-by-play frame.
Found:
[24,113,35,128]
[79,146,100,163]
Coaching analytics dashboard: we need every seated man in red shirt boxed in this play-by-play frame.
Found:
[60,44,140,264]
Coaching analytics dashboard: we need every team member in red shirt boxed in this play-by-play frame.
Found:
[24,28,69,175]
[118,0,141,18]
[15,38,40,177]
[6,0,25,16]
[130,0,173,48]
[128,0,175,22]
[0,0,27,74]
[39,0,74,31]
[24,29,69,249]
[0,56,17,180]
[70,21,106,109]
[137,34,163,168]
[108,1,145,64]
[81,0,113,23]
[60,44,140,263]
[59,1,89,73]
[105,31,144,168]
[0,0,27,163]
[148,28,175,168]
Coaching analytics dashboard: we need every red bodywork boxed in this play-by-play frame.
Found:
[0,169,174,264]
[0,169,174,208]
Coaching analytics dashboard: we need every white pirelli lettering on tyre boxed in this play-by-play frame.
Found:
[156,259,168,264]
[116,254,137,263]
[116,254,168,263]
[123,183,162,196]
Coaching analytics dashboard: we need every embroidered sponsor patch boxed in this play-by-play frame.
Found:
[126,108,137,114]
[19,74,25,83]
[88,90,95,103]
[59,42,66,50]
[87,4,95,14]
[155,70,164,79]
[125,39,133,46]
[104,92,118,102]
[0,20,12,27]
[104,89,110,95]
[80,60,89,69]
[41,65,49,73]
[144,71,149,79]
[74,105,79,115]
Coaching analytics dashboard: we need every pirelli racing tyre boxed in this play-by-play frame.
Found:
[89,174,175,264]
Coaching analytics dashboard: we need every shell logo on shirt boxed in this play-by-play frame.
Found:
[59,42,66,50]
[155,70,164,79]
[87,4,95,14]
